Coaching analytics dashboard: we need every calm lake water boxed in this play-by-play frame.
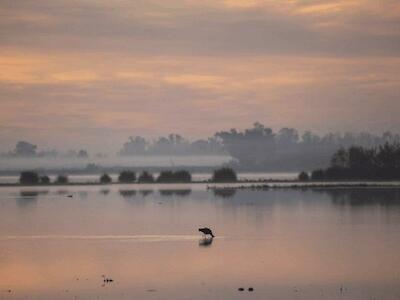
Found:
[1,185,400,300]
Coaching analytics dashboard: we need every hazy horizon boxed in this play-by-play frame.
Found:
[1,0,400,152]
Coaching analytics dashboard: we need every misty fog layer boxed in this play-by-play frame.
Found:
[1,123,399,172]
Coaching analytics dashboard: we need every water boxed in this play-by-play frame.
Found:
[1,185,400,299]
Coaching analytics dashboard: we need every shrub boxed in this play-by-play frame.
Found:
[100,173,112,184]
[298,171,309,181]
[56,175,68,184]
[137,171,155,183]
[40,175,50,184]
[211,168,238,182]
[173,170,192,182]
[156,171,174,183]
[311,169,325,181]
[20,171,39,185]
[118,171,136,183]
[156,170,192,183]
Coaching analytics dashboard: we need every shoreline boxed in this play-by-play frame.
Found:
[2,180,400,188]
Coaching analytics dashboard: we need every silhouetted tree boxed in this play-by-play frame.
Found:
[173,170,192,182]
[118,171,136,183]
[20,171,39,185]
[56,175,68,184]
[119,136,147,155]
[100,173,112,184]
[40,175,50,184]
[78,150,89,158]
[215,123,400,171]
[138,171,155,183]
[118,134,224,156]
[298,171,309,181]
[156,170,191,183]
[85,163,99,172]
[14,141,37,156]
[311,169,325,180]
[212,168,237,182]
[312,142,400,180]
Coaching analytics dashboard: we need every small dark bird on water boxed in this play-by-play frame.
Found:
[198,227,215,238]
[101,275,113,283]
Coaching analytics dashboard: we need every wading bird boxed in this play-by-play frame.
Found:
[198,227,215,238]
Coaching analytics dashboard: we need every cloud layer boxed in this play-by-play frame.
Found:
[0,0,399,151]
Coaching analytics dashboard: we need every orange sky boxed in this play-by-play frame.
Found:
[0,0,400,152]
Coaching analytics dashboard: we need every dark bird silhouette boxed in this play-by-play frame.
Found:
[198,227,215,238]
[101,275,114,283]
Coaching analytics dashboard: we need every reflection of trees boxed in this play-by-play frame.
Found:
[159,189,192,197]
[119,190,137,198]
[213,188,237,199]
[174,189,191,196]
[17,190,48,207]
[20,191,40,198]
[323,188,400,207]
[100,189,110,195]
[139,190,153,197]
[56,190,69,195]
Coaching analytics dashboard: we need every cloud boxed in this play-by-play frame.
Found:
[1,0,399,57]
[0,0,399,151]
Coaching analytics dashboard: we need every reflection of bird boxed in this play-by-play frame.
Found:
[199,237,213,247]
[198,227,215,238]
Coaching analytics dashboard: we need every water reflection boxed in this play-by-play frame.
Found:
[17,191,39,207]
[212,188,237,198]
[2,186,400,300]
[139,190,153,197]
[19,190,49,198]
[315,188,400,207]
[56,190,69,195]
[78,191,88,199]
[100,189,110,195]
[159,189,192,197]
[17,190,49,207]
[198,237,213,247]
[119,190,137,198]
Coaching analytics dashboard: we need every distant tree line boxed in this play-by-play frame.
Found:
[5,124,400,172]
[100,168,238,184]
[18,168,238,185]
[2,141,91,159]
[310,143,400,180]
[216,122,400,171]
[119,134,224,156]
[19,171,69,185]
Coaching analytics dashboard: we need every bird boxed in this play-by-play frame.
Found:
[101,275,114,283]
[198,227,215,238]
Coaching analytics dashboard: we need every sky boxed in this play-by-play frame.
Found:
[0,0,400,152]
